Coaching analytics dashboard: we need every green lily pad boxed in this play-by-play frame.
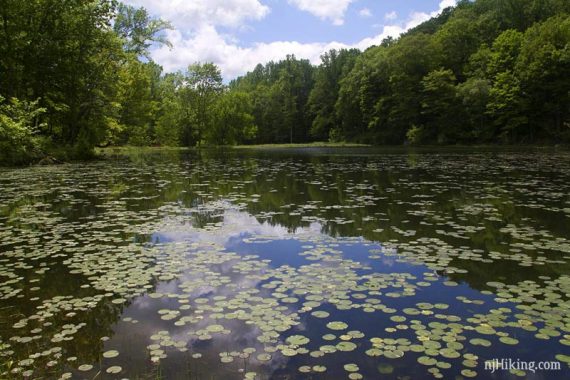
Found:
[106,366,122,374]
[102,350,119,359]
[499,336,519,345]
[344,363,359,372]
[326,321,348,330]
[336,341,357,352]
[418,356,437,366]
[286,335,310,345]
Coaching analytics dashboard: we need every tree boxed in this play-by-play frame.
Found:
[208,91,257,145]
[383,33,440,144]
[229,56,314,144]
[457,77,491,140]
[417,69,462,144]
[485,29,528,142]
[308,49,360,140]
[487,71,528,142]
[183,63,224,146]
[113,3,172,59]
[0,96,46,165]
[155,73,185,146]
[336,47,388,142]
[435,12,480,80]
[515,15,570,140]
[0,0,124,155]
[114,59,162,145]
[3,0,569,164]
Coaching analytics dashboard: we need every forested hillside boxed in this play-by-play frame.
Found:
[232,0,570,145]
[1,0,569,165]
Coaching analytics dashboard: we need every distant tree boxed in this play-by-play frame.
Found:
[435,13,480,80]
[485,29,527,142]
[113,3,172,59]
[183,63,224,146]
[115,59,162,145]
[0,96,46,164]
[515,15,570,140]
[308,49,360,141]
[155,73,185,146]
[417,69,461,144]
[457,77,491,140]
[209,91,256,145]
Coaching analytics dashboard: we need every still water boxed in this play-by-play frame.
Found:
[1,147,569,380]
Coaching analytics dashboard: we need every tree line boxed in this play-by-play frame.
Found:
[232,0,570,145]
[0,1,255,165]
[1,0,569,165]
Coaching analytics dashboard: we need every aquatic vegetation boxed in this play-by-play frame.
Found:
[0,149,569,378]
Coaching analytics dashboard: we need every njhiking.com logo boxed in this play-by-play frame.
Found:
[484,358,561,374]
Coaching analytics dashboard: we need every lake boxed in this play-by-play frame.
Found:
[1,147,569,380]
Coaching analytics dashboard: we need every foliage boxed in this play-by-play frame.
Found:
[230,55,315,144]
[182,63,224,146]
[1,0,569,166]
[113,3,172,59]
[0,0,124,156]
[229,0,569,146]
[208,91,257,145]
[308,49,360,141]
[0,96,46,165]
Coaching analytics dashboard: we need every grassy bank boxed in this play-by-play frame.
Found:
[234,142,371,149]
[96,143,369,156]
[95,146,191,156]
[5,142,568,167]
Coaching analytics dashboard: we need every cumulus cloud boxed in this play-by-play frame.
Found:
[124,0,270,29]
[358,8,373,18]
[287,0,355,26]
[151,26,348,79]
[407,0,458,27]
[130,0,457,79]
[385,11,398,21]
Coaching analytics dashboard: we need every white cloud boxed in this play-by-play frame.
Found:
[439,0,457,9]
[151,26,348,79]
[359,8,373,18]
[125,0,270,29]
[287,0,355,26]
[142,0,458,79]
[407,0,457,26]
[385,11,398,21]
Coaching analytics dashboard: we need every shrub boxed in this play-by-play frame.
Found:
[0,96,46,165]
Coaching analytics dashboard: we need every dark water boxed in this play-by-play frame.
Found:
[1,147,569,380]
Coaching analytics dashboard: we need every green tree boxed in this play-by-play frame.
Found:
[113,3,172,58]
[0,0,124,156]
[230,56,314,144]
[308,49,360,140]
[155,73,185,146]
[336,47,389,142]
[208,91,257,145]
[115,59,162,145]
[435,12,480,79]
[416,69,461,144]
[0,96,46,165]
[487,71,528,142]
[515,15,570,140]
[485,29,527,142]
[457,77,491,140]
[184,63,224,146]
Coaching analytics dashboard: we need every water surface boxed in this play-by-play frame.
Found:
[1,148,569,379]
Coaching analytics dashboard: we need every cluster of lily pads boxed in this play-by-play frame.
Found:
[0,151,569,379]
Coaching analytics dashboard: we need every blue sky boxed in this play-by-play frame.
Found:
[126,0,456,78]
